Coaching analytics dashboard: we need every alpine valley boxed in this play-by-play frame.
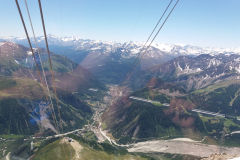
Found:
[1,36,240,160]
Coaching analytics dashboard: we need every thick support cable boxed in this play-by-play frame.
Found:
[24,0,59,134]
[38,0,63,133]
[37,2,68,158]
[38,0,54,72]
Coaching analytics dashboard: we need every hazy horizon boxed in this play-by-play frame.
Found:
[1,0,240,48]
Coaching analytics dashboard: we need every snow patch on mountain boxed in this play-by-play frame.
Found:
[207,59,222,68]
[235,65,240,73]
[234,58,240,62]
[176,63,202,76]
[152,43,173,52]
[14,60,19,65]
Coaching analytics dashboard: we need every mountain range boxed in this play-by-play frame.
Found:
[2,35,240,85]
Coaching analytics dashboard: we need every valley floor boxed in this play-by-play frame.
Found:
[128,139,240,158]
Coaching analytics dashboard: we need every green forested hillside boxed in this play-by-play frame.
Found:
[0,77,93,135]
[103,80,240,145]
[190,81,240,115]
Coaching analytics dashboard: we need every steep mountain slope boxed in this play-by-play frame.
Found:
[0,42,103,135]
[102,84,203,143]
[190,80,240,115]
[103,80,240,144]
[102,53,240,144]
[0,42,28,76]
[0,42,103,89]
[137,54,240,90]
[0,76,93,135]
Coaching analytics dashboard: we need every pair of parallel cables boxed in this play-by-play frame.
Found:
[124,0,180,82]
[15,0,62,134]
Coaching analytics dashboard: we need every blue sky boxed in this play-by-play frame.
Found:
[1,0,240,48]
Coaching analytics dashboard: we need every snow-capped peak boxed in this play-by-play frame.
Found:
[1,35,240,57]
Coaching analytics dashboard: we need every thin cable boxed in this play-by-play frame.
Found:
[24,0,59,133]
[129,0,174,67]
[126,0,174,71]
[142,0,174,49]
[140,0,180,58]
[38,0,63,133]
[124,0,180,83]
